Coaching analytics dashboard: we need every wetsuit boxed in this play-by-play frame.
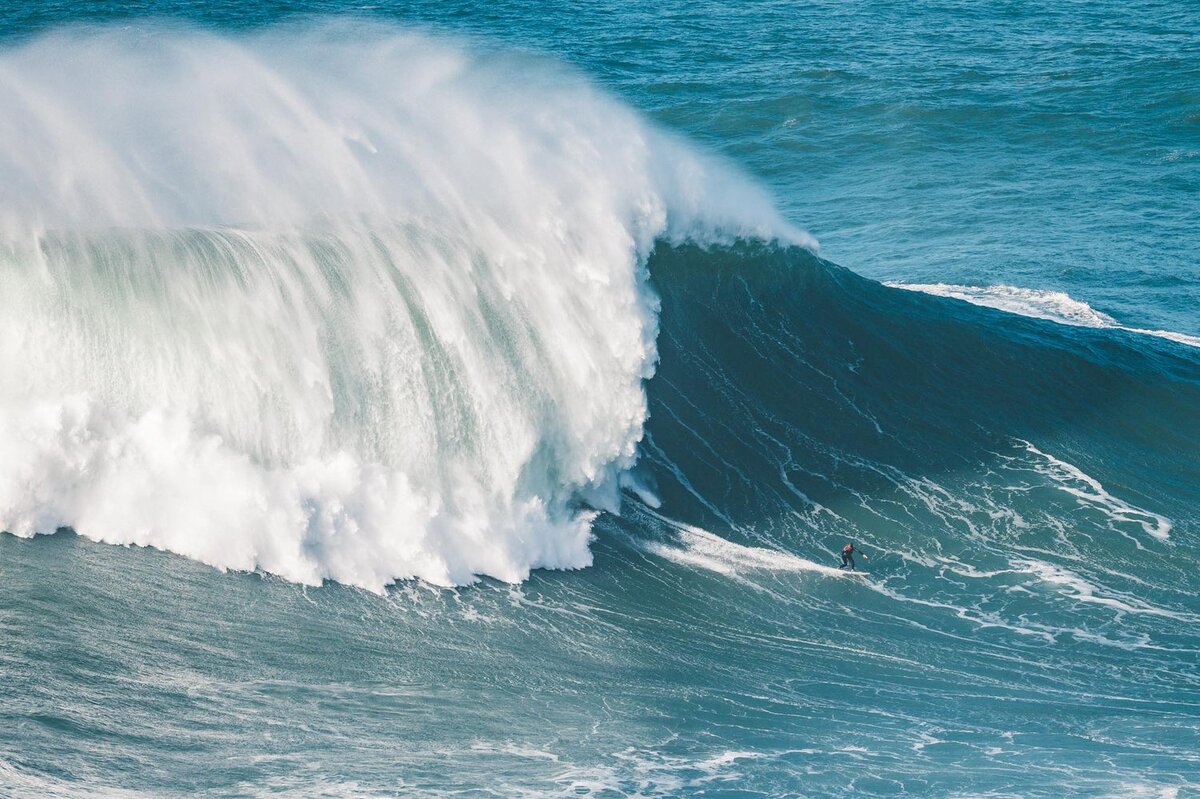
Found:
[840,544,857,570]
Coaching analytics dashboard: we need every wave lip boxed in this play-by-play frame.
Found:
[886,282,1200,349]
[0,22,803,591]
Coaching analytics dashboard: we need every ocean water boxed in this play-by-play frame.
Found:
[1,2,1198,798]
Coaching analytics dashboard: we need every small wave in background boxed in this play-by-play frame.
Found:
[888,283,1200,349]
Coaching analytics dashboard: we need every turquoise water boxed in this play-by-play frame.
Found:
[1,2,1198,798]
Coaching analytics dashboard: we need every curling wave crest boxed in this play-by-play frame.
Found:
[0,23,807,590]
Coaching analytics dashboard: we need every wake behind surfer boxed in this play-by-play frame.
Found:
[839,543,867,571]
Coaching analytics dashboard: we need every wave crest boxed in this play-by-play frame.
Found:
[886,282,1200,349]
[0,23,801,589]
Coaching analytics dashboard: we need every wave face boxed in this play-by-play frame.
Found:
[0,23,802,589]
[646,239,1200,500]
[637,241,1200,631]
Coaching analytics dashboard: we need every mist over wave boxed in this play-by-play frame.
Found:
[0,22,804,590]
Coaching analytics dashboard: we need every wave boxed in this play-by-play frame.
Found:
[639,241,1199,609]
[886,282,1200,349]
[0,22,805,590]
[3,24,1197,599]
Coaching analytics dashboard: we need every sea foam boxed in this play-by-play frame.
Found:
[0,23,803,590]
[886,282,1200,349]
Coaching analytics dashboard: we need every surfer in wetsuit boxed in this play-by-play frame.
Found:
[839,543,866,571]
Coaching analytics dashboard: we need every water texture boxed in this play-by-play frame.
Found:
[1,3,1197,798]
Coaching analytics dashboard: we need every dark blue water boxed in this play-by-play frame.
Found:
[1,2,1198,798]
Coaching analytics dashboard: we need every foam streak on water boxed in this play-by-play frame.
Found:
[887,282,1200,349]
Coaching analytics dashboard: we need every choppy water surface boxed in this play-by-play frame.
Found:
[1,2,1197,797]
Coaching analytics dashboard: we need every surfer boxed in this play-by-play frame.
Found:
[839,543,867,571]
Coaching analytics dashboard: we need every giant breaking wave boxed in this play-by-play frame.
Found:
[0,22,808,590]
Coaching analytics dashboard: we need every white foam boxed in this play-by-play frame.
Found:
[633,506,844,580]
[0,23,808,591]
[886,282,1200,349]
[1019,441,1172,541]
[1113,783,1194,799]
[0,759,152,799]
[542,745,766,799]
[1012,558,1194,621]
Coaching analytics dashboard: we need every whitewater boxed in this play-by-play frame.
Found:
[0,24,805,590]
[887,283,1200,350]
[3,5,1199,799]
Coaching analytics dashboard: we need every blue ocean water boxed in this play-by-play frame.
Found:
[1,2,1198,798]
